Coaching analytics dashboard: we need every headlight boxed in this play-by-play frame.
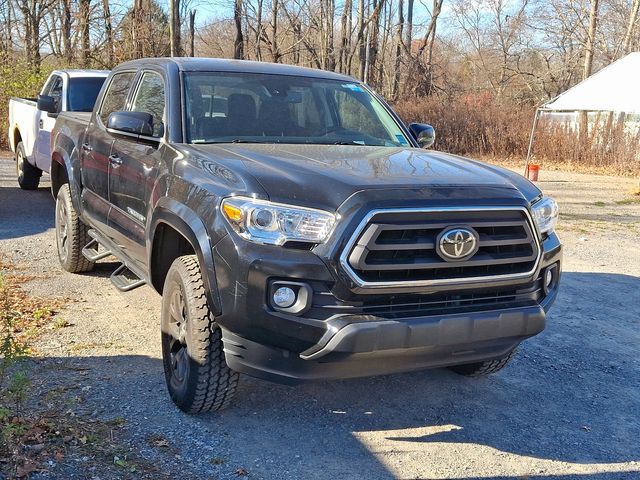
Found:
[221,196,336,245]
[531,196,559,235]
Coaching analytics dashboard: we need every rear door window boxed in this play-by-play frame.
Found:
[98,72,136,125]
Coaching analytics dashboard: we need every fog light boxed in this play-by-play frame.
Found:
[273,286,296,308]
[543,264,559,295]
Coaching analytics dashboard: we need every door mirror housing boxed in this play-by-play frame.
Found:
[37,95,58,116]
[107,111,155,138]
[408,123,436,149]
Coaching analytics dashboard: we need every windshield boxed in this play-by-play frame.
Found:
[67,77,107,112]
[183,72,411,147]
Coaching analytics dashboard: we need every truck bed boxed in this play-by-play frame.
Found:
[10,97,38,105]
[59,111,92,124]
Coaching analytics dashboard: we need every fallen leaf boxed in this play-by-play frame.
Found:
[152,438,169,448]
[16,460,40,477]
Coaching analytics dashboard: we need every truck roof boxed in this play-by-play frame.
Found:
[115,57,357,82]
[53,69,110,78]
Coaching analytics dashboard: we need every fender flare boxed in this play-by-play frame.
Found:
[50,141,82,211]
[148,199,223,316]
[10,125,20,152]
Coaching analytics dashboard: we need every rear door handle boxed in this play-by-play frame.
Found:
[109,154,123,167]
[81,142,92,152]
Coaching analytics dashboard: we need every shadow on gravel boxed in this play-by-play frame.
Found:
[0,182,54,240]
[32,271,640,478]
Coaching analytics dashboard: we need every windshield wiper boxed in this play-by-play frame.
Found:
[332,141,366,146]
[195,139,266,144]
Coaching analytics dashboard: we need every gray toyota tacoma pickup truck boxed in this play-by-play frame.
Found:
[50,58,561,414]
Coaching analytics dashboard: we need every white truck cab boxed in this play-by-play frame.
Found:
[8,69,109,189]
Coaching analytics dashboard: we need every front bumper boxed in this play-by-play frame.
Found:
[221,302,550,384]
[212,223,561,384]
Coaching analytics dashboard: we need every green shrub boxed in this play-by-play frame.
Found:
[0,64,52,150]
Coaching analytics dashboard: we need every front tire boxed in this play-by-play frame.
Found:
[55,184,95,273]
[161,255,239,413]
[448,348,517,377]
[16,141,42,190]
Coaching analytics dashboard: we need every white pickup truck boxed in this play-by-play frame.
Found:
[8,69,109,189]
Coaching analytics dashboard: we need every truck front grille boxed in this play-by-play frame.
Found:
[341,207,541,287]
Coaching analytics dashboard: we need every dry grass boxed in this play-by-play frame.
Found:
[394,94,640,177]
[0,258,67,350]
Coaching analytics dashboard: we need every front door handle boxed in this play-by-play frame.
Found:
[109,154,123,167]
[39,119,43,129]
[81,142,92,152]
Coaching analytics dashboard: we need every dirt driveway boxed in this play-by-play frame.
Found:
[1,153,639,479]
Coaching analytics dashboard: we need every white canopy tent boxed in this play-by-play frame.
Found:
[525,52,640,172]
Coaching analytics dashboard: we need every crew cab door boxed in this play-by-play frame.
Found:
[80,71,137,231]
[107,71,166,267]
[33,74,62,172]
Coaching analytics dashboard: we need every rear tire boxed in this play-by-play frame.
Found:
[448,348,517,377]
[15,141,42,190]
[161,255,239,413]
[55,184,95,273]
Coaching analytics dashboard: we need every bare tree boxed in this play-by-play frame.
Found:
[15,0,57,69]
[234,0,244,59]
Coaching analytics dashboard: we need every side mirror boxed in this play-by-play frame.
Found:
[408,123,436,149]
[37,95,58,116]
[107,111,155,137]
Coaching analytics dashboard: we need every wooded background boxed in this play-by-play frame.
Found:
[1,0,639,172]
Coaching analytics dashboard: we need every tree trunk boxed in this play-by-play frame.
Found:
[254,0,263,61]
[367,0,383,86]
[583,0,599,80]
[234,0,244,59]
[623,0,640,54]
[405,0,413,51]
[62,0,72,64]
[338,0,352,73]
[102,0,114,67]
[392,0,404,99]
[188,9,196,57]
[292,18,302,65]
[133,0,144,58]
[270,0,279,62]
[79,0,91,67]
[357,0,365,79]
[169,0,181,56]
[326,0,335,70]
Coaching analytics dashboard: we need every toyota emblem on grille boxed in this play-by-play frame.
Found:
[436,227,479,261]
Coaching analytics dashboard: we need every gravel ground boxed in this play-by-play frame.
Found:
[1,153,639,480]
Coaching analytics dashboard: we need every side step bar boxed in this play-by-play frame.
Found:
[83,229,146,292]
[81,237,112,262]
[110,264,146,292]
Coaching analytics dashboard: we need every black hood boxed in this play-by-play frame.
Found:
[184,143,541,211]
